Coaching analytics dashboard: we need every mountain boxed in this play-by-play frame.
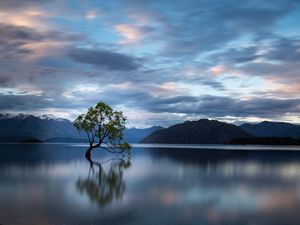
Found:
[240,121,300,138]
[4,113,300,144]
[141,119,252,144]
[0,113,163,143]
[123,126,164,143]
[0,113,83,142]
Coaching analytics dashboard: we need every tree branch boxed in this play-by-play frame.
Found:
[99,127,109,144]
[97,118,102,143]
[86,131,92,146]
[103,141,115,149]
[100,146,123,155]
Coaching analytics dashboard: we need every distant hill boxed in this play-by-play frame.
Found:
[141,119,252,144]
[240,121,300,138]
[0,113,163,143]
[123,126,164,143]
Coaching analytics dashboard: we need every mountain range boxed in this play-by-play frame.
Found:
[0,113,163,143]
[0,113,299,144]
[240,121,300,138]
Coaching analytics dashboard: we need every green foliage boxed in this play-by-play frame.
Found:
[74,102,131,154]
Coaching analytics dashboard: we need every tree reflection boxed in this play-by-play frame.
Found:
[76,158,131,207]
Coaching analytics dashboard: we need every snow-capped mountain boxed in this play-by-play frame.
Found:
[0,113,68,122]
[0,113,83,142]
[0,113,31,120]
[38,114,69,122]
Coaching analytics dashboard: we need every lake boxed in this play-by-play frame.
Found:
[1,143,300,225]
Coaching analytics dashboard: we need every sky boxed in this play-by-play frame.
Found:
[0,0,300,127]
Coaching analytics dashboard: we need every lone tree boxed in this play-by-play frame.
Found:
[74,102,131,161]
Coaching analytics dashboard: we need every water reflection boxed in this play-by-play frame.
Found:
[76,158,131,207]
[1,144,300,225]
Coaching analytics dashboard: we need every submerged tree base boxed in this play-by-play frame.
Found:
[85,147,93,162]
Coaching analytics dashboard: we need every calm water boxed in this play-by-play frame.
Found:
[1,144,300,225]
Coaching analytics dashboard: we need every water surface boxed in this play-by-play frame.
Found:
[1,143,300,225]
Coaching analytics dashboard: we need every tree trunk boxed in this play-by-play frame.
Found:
[85,147,94,162]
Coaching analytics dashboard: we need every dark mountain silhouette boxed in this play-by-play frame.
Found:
[0,113,163,143]
[141,119,252,144]
[240,121,300,138]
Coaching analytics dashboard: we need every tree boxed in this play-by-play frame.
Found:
[74,102,131,161]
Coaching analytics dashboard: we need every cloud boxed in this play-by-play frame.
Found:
[199,36,300,98]
[114,23,156,45]
[0,23,44,41]
[68,48,141,71]
[0,5,52,31]
[0,74,11,85]
[0,23,84,61]
[0,0,51,9]
[265,37,300,62]
[0,94,50,110]
[141,95,300,121]
[199,96,300,117]
[0,23,42,60]
[209,65,227,75]
[1,75,299,125]
[210,46,261,64]
[85,10,98,20]
[0,0,300,126]
[151,0,300,56]
[62,81,299,121]
[114,24,142,43]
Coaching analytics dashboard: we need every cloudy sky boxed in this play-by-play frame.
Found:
[0,0,300,127]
